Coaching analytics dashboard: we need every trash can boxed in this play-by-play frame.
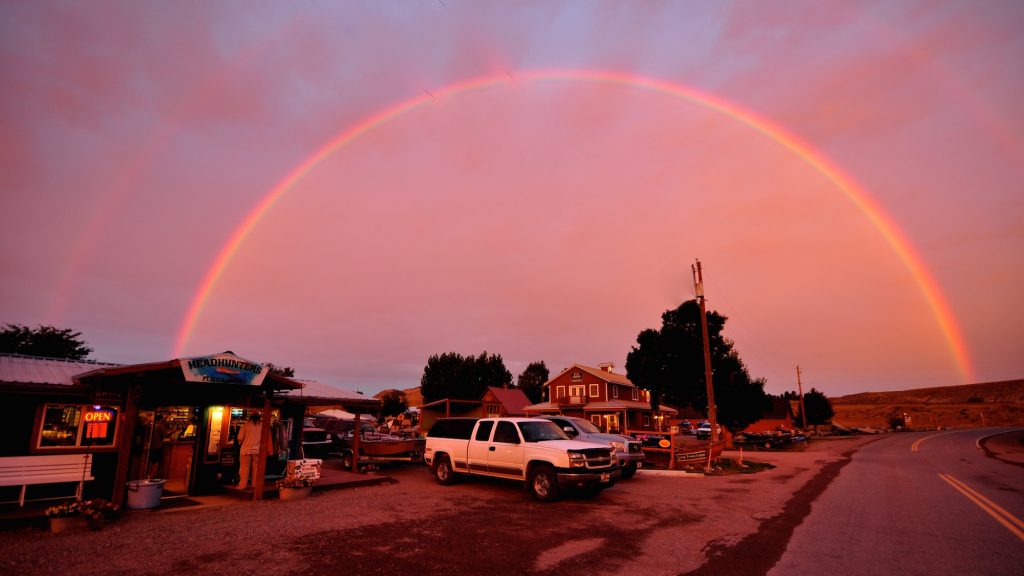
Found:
[126,478,166,509]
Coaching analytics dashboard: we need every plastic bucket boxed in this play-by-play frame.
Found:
[126,478,166,509]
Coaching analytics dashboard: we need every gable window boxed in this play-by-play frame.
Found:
[589,384,599,397]
[38,404,120,449]
[631,388,639,401]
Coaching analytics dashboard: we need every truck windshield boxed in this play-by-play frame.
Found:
[572,419,602,434]
[519,421,570,442]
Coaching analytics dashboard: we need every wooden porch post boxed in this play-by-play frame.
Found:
[112,382,140,508]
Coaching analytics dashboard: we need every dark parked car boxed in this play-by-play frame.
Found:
[301,418,332,459]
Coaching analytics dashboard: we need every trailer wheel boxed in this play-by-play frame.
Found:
[528,464,560,502]
[434,455,456,486]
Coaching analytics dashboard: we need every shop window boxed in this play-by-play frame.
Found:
[39,404,119,449]
[589,384,599,397]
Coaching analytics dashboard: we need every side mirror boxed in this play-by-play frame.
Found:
[563,426,577,437]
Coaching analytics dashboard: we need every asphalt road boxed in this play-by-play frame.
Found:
[768,428,1024,576]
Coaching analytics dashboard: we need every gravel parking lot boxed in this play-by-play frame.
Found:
[0,437,875,576]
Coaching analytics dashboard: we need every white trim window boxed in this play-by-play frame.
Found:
[631,388,639,401]
[589,383,599,398]
[556,385,565,399]
[612,385,618,398]
[591,414,602,426]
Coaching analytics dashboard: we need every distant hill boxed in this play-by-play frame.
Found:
[373,386,423,408]
[830,379,1024,430]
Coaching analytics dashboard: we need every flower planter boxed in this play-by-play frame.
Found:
[49,516,83,534]
[278,486,312,501]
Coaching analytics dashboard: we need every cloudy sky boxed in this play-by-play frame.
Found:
[2,1,1021,397]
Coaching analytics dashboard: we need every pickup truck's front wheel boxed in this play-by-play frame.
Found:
[528,464,560,502]
[434,454,456,486]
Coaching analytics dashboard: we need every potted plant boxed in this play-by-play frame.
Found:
[275,474,315,500]
[45,501,83,533]
[80,498,119,529]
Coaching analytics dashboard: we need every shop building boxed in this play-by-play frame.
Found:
[0,352,379,508]
[522,363,676,434]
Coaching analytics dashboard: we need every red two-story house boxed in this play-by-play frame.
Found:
[523,363,675,434]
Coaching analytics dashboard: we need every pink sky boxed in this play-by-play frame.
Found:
[1,1,1021,397]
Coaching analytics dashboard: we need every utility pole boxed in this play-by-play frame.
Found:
[796,365,808,431]
[692,259,719,443]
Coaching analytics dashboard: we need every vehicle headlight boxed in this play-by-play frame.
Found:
[568,451,586,467]
[609,441,625,453]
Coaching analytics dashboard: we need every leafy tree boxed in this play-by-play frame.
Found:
[799,388,835,431]
[378,389,408,418]
[265,362,295,377]
[625,300,770,432]
[516,361,549,404]
[420,351,512,403]
[0,324,93,360]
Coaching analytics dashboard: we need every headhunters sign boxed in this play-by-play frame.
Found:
[180,353,268,386]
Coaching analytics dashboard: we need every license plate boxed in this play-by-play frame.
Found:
[600,473,610,483]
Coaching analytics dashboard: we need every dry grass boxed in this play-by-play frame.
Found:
[830,379,1024,429]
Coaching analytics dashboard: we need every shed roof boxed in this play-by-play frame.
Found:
[0,354,119,387]
[485,386,532,416]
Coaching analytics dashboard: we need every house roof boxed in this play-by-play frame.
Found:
[546,363,636,388]
[0,354,119,387]
[485,386,532,416]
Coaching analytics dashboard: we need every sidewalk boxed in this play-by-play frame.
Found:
[0,459,395,530]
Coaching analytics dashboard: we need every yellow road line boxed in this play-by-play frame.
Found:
[911,434,941,452]
[938,473,1024,541]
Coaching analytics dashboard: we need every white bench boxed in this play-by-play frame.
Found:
[0,454,94,507]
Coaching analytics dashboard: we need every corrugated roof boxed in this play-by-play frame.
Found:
[522,401,560,412]
[0,354,119,387]
[284,379,368,401]
[584,400,677,414]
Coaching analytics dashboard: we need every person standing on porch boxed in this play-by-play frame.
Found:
[236,412,262,490]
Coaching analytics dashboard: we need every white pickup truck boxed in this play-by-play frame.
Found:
[424,417,620,502]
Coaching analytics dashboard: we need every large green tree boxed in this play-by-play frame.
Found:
[625,300,770,432]
[378,389,409,418]
[516,361,549,404]
[420,351,512,403]
[265,362,295,377]
[799,388,835,431]
[0,324,93,360]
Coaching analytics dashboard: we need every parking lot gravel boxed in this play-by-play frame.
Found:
[0,437,876,576]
